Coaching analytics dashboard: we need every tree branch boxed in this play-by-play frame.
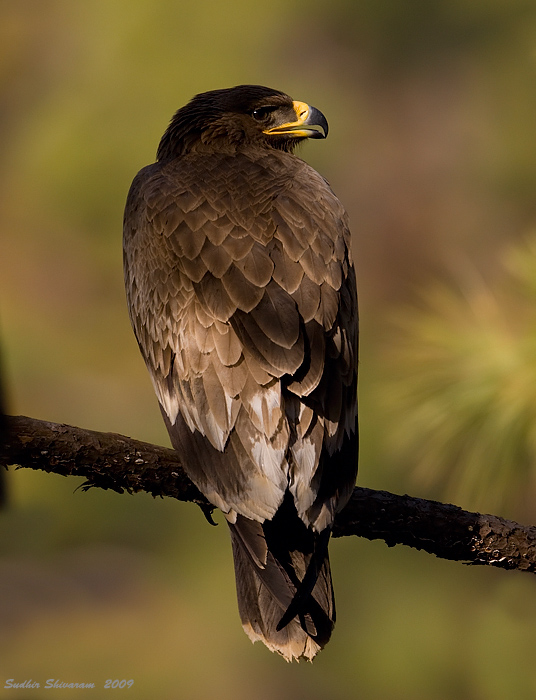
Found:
[2,414,536,573]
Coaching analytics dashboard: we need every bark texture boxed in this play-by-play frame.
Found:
[2,414,536,574]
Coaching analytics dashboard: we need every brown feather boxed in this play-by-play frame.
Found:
[211,322,243,366]
[235,243,274,286]
[299,247,327,285]
[222,234,255,260]
[202,218,234,246]
[272,211,307,262]
[194,299,214,328]
[232,313,304,378]
[166,220,205,259]
[286,321,326,397]
[211,354,249,398]
[221,263,265,312]
[324,259,343,290]
[249,284,301,350]
[315,282,340,329]
[243,349,276,386]
[269,240,305,294]
[200,239,234,278]
[201,362,231,433]
[290,275,321,323]
[179,253,207,283]
[196,275,237,322]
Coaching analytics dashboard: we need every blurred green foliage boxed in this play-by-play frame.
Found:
[379,236,536,514]
[2,0,536,698]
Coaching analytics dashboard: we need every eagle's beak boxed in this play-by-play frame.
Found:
[264,101,328,139]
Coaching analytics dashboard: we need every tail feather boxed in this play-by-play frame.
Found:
[275,526,332,632]
[228,503,335,662]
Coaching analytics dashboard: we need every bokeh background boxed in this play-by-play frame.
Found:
[2,1,536,698]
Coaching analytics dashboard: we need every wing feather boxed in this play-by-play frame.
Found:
[211,322,243,367]
[273,211,307,262]
[211,354,249,398]
[235,243,274,286]
[222,234,255,260]
[123,150,358,530]
[269,239,304,294]
[197,275,237,321]
[221,264,265,312]
[249,284,301,350]
[291,276,321,323]
[200,239,234,278]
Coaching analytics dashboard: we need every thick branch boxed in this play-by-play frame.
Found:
[2,415,536,573]
[0,415,207,505]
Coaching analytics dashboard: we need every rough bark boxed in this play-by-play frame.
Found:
[2,414,536,573]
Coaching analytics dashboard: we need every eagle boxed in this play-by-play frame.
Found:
[123,85,358,661]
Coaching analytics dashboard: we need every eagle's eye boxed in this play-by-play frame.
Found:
[251,106,278,122]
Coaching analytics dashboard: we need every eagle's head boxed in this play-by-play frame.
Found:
[156,85,328,161]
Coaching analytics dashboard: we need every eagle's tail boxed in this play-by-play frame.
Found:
[228,499,335,662]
